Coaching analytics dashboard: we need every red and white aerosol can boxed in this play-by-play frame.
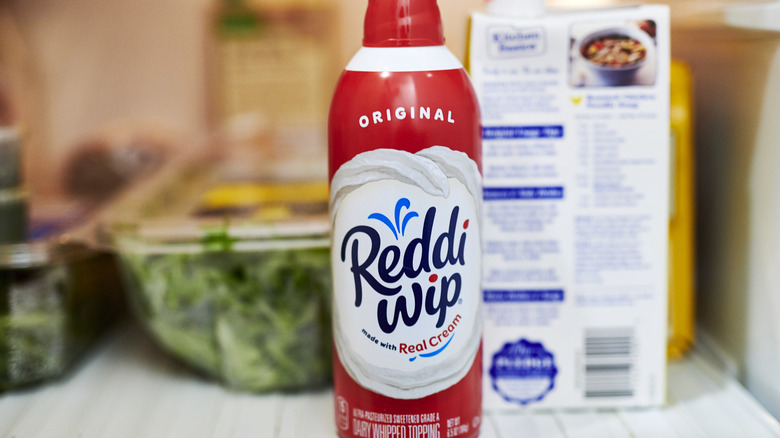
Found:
[328,1,482,437]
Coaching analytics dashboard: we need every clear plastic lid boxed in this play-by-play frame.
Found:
[99,153,330,254]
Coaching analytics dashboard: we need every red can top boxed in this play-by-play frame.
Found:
[362,0,444,47]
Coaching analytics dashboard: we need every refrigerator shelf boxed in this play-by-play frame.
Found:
[0,323,778,437]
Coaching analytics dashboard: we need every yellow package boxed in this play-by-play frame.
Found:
[668,60,696,359]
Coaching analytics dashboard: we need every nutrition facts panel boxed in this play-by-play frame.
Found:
[1,324,778,438]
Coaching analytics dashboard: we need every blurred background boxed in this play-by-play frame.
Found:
[2,0,780,422]
[0,0,759,195]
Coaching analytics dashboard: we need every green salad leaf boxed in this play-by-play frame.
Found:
[121,245,332,392]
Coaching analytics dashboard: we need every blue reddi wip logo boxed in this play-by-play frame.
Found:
[329,147,482,398]
[487,25,546,58]
[339,197,470,358]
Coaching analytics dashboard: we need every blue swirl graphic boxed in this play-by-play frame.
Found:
[368,198,419,240]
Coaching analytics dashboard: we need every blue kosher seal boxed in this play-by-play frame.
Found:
[489,339,557,405]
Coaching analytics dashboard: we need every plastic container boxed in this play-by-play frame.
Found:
[100,156,332,392]
[328,0,483,436]
[0,238,124,391]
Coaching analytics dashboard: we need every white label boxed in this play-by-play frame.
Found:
[331,147,482,399]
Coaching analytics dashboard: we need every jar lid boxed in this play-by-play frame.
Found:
[0,239,92,269]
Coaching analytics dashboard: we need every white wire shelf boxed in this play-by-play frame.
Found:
[1,323,779,438]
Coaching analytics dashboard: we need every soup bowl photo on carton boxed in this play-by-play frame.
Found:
[577,25,654,86]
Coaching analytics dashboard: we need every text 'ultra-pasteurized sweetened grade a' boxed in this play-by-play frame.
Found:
[328,1,483,437]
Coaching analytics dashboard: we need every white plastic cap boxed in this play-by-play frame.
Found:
[486,0,545,17]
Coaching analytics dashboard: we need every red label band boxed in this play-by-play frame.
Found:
[333,346,483,438]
